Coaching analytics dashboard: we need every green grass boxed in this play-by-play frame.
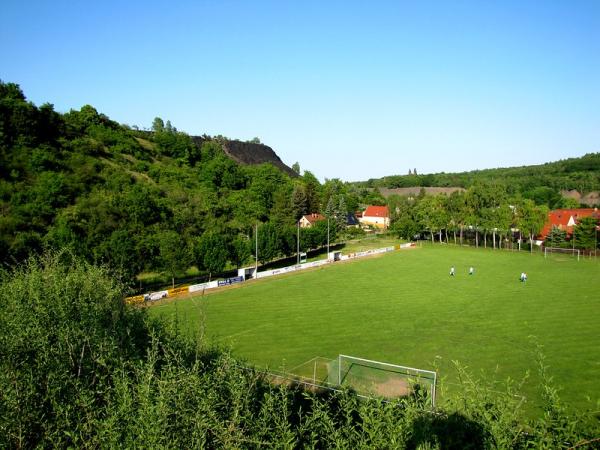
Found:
[150,245,600,412]
[339,235,403,253]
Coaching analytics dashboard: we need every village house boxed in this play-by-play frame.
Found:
[299,213,325,228]
[346,213,360,228]
[359,205,390,229]
[538,208,600,240]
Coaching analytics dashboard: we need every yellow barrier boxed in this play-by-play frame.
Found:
[167,286,190,297]
[125,295,145,305]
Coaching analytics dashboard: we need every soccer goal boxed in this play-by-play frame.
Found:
[544,247,580,261]
[327,354,437,406]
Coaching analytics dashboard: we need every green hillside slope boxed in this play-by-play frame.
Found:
[0,81,320,281]
[357,153,600,206]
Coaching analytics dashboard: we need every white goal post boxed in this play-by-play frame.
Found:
[544,247,580,261]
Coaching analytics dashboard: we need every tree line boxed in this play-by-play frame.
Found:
[387,184,549,251]
[357,153,600,209]
[387,184,599,252]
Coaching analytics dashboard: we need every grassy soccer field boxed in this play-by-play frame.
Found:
[150,245,600,412]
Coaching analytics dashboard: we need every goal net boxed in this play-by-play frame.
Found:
[327,354,437,406]
[544,247,580,261]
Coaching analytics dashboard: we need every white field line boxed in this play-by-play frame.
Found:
[288,356,330,373]
[222,323,269,340]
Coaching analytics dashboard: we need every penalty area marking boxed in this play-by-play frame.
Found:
[221,323,269,340]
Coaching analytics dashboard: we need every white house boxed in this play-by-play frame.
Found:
[359,206,390,229]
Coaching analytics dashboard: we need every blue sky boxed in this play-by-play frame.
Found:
[1,0,599,181]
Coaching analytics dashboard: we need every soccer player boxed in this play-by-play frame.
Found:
[469,267,474,275]
[450,266,455,276]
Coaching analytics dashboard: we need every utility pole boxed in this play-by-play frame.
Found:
[255,223,258,277]
[297,220,300,264]
[327,217,330,260]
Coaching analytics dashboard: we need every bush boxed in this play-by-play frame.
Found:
[0,251,149,447]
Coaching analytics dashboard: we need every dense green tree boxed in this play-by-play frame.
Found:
[152,117,164,132]
[545,226,568,248]
[525,186,562,209]
[277,223,298,257]
[302,170,322,213]
[229,235,251,268]
[291,183,308,220]
[292,161,300,174]
[270,185,295,228]
[446,191,467,244]
[389,197,420,240]
[154,126,198,163]
[200,151,245,188]
[495,203,514,250]
[362,188,387,206]
[94,229,141,280]
[300,219,332,251]
[466,182,507,248]
[256,222,279,264]
[555,197,580,209]
[335,196,348,231]
[158,230,191,288]
[415,196,438,243]
[515,199,548,252]
[325,193,335,218]
[432,195,449,243]
[248,164,288,221]
[195,232,229,280]
[572,216,599,250]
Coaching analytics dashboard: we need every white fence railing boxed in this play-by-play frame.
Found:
[127,243,416,304]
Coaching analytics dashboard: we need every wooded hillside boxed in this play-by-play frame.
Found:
[357,153,600,208]
[0,81,336,282]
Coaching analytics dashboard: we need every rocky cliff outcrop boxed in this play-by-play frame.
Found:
[192,137,297,177]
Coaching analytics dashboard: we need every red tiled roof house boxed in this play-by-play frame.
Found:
[539,208,600,240]
[359,205,390,229]
[299,213,325,228]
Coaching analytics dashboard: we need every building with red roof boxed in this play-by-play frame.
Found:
[359,205,390,229]
[299,213,325,228]
[539,208,600,240]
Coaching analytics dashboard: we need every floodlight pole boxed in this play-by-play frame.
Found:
[255,223,258,277]
[297,220,300,264]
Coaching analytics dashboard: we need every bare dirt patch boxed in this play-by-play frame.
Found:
[373,378,411,398]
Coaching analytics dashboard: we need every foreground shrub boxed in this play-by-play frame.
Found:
[0,252,150,446]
